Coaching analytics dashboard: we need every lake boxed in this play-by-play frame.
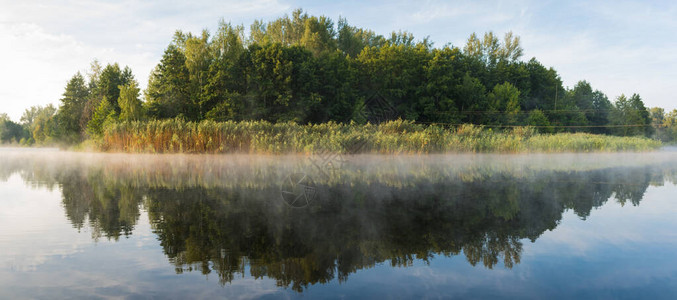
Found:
[1,149,677,299]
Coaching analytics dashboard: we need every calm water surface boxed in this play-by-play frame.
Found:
[1,149,677,299]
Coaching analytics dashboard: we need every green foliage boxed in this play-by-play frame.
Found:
[21,106,43,133]
[337,17,385,57]
[56,72,90,142]
[0,113,30,144]
[356,42,431,119]
[649,107,677,143]
[49,60,137,143]
[655,109,677,143]
[487,82,520,125]
[457,74,488,123]
[135,10,637,132]
[202,22,246,119]
[16,10,663,147]
[246,43,320,122]
[100,119,660,154]
[118,81,144,122]
[419,47,461,123]
[464,31,523,67]
[526,133,659,152]
[29,105,57,144]
[132,11,656,137]
[610,94,652,137]
[565,81,612,134]
[145,45,192,120]
[527,109,552,133]
[91,63,134,114]
[87,97,117,137]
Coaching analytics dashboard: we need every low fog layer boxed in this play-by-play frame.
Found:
[2,148,677,290]
[2,148,677,189]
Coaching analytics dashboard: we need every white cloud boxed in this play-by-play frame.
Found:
[409,0,530,25]
[0,0,675,120]
[0,22,102,118]
[0,174,92,271]
[522,29,677,107]
[404,0,677,110]
[0,0,290,121]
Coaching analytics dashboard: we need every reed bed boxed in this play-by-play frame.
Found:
[100,119,661,154]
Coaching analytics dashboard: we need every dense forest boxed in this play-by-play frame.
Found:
[1,9,675,146]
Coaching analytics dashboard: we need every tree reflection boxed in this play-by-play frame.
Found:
[60,171,142,240]
[2,153,677,291]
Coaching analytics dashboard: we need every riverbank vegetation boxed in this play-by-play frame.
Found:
[1,9,672,151]
[100,119,660,153]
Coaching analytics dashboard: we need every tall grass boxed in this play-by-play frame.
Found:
[100,119,661,154]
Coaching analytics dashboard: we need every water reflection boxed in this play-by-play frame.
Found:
[1,151,677,292]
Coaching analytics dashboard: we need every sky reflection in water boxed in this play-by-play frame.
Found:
[1,149,676,299]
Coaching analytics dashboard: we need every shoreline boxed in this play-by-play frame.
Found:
[4,121,663,154]
[98,120,662,154]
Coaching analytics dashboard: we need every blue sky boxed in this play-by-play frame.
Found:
[1,0,675,121]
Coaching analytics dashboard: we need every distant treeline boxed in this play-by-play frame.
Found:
[2,9,676,146]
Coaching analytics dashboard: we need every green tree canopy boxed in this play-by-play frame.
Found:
[56,72,90,141]
[119,81,144,122]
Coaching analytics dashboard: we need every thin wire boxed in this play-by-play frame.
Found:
[412,121,658,128]
[427,108,649,115]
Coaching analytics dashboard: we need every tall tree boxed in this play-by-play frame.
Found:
[307,50,356,123]
[29,105,57,144]
[610,94,651,136]
[20,106,41,132]
[463,31,522,69]
[299,15,337,55]
[81,60,103,131]
[487,82,521,125]
[420,46,462,123]
[203,22,247,121]
[145,45,192,119]
[356,41,431,120]
[247,43,318,122]
[184,30,213,119]
[119,81,144,122]
[661,109,677,142]
[337,17,385,58]
[650,107,667,141]
[629,93,652,136]
[566,81,612,134]
[0,113,28,143]
[94,63,132,114]
[455,73,488,124]
[57,72,90,141]
[87,96,116,137]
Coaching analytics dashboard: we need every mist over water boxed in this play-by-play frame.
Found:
[1,148,677,298]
